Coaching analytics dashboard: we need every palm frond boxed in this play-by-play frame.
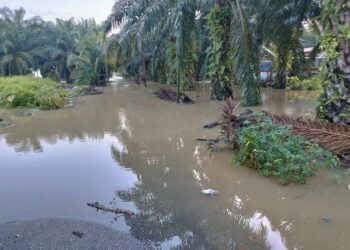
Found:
[266,113,350,158]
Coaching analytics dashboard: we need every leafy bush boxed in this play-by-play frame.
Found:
[0,76,68,110]
[286,76,303,90]
[234,113,339,184]
[287,75,323,91]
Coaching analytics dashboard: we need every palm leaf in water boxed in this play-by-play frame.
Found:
[265,112,350,158]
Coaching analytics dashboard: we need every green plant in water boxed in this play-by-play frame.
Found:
[234,113,339,184]
[287,75,324,91]
[0,76,68,110]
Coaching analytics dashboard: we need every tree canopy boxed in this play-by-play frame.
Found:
[0,7,115,86]
[104,0,321,106]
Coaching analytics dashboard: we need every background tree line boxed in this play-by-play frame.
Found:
[104,0,321,106]
[105,0,350,124]
[1,1,349,125]
[0,7,115,86]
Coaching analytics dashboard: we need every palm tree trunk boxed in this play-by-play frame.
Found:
[273,47,288,89]
[319,0,350,124]
[210,74,233,101]
[208,3,233,101]
[177,69,180,103]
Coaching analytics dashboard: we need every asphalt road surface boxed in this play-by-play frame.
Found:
[0,218,148,250]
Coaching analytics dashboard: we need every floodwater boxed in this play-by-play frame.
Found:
[0,80,349,250]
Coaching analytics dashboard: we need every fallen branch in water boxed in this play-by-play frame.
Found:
[154,88,194,104]
[87,202,135,216]
[196,138,219,142]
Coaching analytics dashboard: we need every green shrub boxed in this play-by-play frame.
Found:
[234,113,339,184]
[0,76,68,110]
[302,76,323,91]
[286,76,303,90]
[287,75,323,91]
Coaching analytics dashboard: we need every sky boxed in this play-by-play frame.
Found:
[0,0,116,23]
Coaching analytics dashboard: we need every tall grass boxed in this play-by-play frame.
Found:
[0,76,68,110]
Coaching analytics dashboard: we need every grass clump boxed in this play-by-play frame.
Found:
[0,76,67,110]
[234,113,339,184]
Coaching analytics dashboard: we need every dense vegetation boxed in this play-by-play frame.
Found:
[0,7,115,86]
[317,0,350,125]
[0,1,348,187]
[105,0,320,106]
[0,76,67,109]
[287,75,323,91]
[234,113,339,184]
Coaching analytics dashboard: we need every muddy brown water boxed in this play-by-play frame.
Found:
[0,80,349,249]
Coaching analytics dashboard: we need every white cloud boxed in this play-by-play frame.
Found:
[0,0,115,23]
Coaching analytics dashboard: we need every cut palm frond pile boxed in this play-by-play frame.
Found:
[202,107,350,160]
[154,88,194,104]
[266,112,350,160]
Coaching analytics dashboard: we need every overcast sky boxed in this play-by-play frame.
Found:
[0,0,115,23]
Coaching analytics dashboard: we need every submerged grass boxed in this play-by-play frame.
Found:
[0,76,68,110]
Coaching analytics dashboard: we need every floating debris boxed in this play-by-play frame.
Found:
[0,120,13,128]
[72,231,84,238]
[15,109,38,117]
[80,86,104,96]
[154,88,194,104]
[87,202,135,216]
[201,189,219,196]
[321,217,331,223]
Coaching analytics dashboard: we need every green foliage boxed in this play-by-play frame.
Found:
[0,7,114,86]
[234,113,339,184]
[318,1,350,124]
[287,76,303,90]
[105,0,319,106]
[68,31,112,86]
[0,8,32,76]
[106,0,265,105]
[0,76,67,110]
[207,5,233,83]
[206,4,234,100]
[287,75,323,91]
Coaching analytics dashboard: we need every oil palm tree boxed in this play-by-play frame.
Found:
[252,0,321,89]
[0,8,33,75]
[106,0,262,106]
[205,1,234,101]
[318,0,350,125]
[68,30,113,86]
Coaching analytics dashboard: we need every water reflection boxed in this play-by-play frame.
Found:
[1,83,349,249]
[226,206,288,250]
[117,184,209,249]
[107,101,271,249]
